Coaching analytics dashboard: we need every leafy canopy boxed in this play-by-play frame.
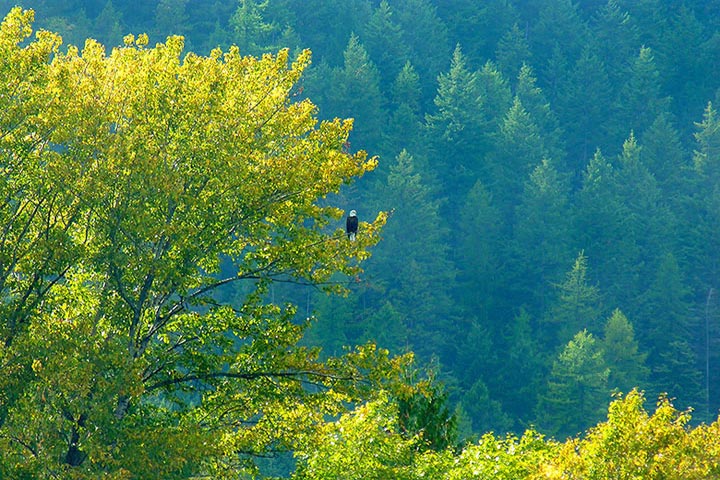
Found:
[0,7,393,478]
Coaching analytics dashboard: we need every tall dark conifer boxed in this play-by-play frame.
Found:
[425,45,488,202]
[367,150,458,366]
[362,1,410,88]
[507,158,574,317]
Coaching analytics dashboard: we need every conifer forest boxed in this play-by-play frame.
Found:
[3,0,720,478]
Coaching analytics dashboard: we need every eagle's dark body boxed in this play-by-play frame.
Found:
[346,210,358,241]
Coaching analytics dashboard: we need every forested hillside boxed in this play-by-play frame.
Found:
[3,0,720,477]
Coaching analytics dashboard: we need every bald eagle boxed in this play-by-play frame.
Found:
[346,210,358,241]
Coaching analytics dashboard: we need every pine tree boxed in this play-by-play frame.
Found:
[536,330,610,439]
[366,150,458,366]
[680,103,720,290]
[155,0,188,38]
[554,46,614,169]
[327,34,385,149]
[497,308,545,426]
[229,0,300,57]
[515,64,565,167]
[529,0,589,74]
[436,0,518,67]
[640,253,704,413]
[425,44,488,200]
[362,1,410,87]
[589,0,640,86]
[607,133,673,309]
[613,46,671,144]
[461,379,514,434]
[93,1,124,48]
[457,180,502,326]
[544,251,602,347]
[640,112,688,195]
[573,139,669,311]
[496,23,532,82]
[507,158,574,317]
[658,5,709,129]
[601,309,650,394]
[488,96,547,216]
[384,62,423,161]
[284,0,373,65]
[477,60,513,129]
[392,0,451,105]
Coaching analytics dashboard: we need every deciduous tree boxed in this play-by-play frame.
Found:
[0,9,392,478]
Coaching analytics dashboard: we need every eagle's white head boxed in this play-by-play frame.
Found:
[349,210,357,217]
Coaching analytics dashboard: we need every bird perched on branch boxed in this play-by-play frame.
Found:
[346,209,358,241]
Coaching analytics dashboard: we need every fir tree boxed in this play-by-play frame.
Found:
[477,60,513,129]
[488,96,547,216]
[515,63,565,167]
[457,180,502,326]
[425,44,488,200]
[544,251,602,347]
[536,330,610,439]
[601,309,650,394]
[327,34,385,148]
[508,158,574,317]
[554,46,614,168]
[495,23,533,82]
[367,150,458,366]
[640,253,705,413]
[589,0,640,86]
[384,61,423,161]
[613,46,671,143]
[362,1,410,87]
[497,308,545,426]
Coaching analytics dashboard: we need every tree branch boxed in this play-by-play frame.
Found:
[145,369,356,392]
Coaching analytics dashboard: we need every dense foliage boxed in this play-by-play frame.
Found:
[4,0,720,477]
[0,7,393,477]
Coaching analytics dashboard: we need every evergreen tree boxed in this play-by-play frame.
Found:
[93,0,123,48]
[674,103,720,299]
[640,254,704,414]
[457,180,502,326]
[476,60,513,130]
[367,150,458,366]
[488,96,547,216]
[362,1,410,87]
[544,251,602,347]
[384,61,423,161]
[657,5,709,129]
[573,139,668,311]
[436,0,517,67]
[601,309,650,394]
[536,330,610,439]
[589,0,640,87]
[392,0,451,105]
[495,23,533,83]
[613,46,671,143]
[554,46,614,169]
[229,0,299,56]
[461,378,514,434]
[154,0,188,38]
[607,133,673,309]
[528,0,589,74]
[693,102,720,184]
[284,0,373,65]
[425,44,488,200]
[507,158,574,317]
[640,112,688,195]
[515,64,565,166]
[327,34,385,148]
[497,308,545,426]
